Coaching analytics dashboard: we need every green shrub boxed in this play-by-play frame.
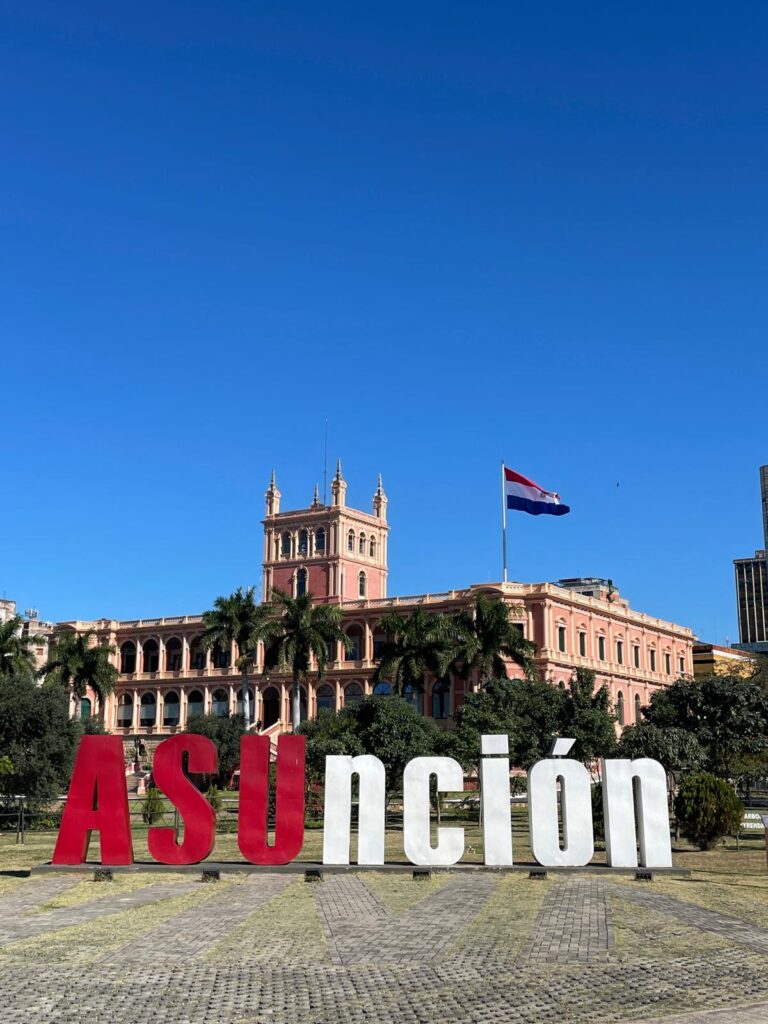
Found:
[591,784,605,842]
[141,786,166,826]
[674,772,743,850]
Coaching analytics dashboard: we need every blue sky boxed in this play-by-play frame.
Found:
[1,2,766,642]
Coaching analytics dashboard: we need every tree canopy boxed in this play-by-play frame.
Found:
[261,589,350,730]
[0,615,43,682]
[297,695,445,797]
[642,674,768,779]
[42,629,118,718]
[200,586,269,725]
[0,672,81,806]
[450,593,536,682]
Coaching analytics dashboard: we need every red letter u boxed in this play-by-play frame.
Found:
[238,734,305,864]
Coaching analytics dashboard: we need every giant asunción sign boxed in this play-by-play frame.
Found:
[52,734,673,868]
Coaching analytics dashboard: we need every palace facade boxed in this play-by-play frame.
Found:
[43,465,693,750]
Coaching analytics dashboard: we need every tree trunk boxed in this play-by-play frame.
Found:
[291,668,301,731]
[241,669,251,726]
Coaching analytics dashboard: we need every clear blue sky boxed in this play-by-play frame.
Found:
[2,2,766,642]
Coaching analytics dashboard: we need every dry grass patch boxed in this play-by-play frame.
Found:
[363,871,451,915]
[451,873,550,957]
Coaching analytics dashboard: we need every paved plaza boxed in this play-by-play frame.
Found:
[1,870,768,1023]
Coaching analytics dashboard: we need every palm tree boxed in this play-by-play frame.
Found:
[0,615,42,681]
[450,593,536,686]
[372,607,454,699]
[43,629,118,721]
[200,586,270,726]
[260,589,349,730]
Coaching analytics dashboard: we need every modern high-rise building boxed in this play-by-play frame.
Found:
[733,465,768,654]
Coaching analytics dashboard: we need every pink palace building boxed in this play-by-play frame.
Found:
[53,465,694,753]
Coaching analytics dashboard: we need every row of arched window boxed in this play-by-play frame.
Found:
[347,530,376,559]
[111,678,453,730]
[278,527,378,561]
[118,638,230,675]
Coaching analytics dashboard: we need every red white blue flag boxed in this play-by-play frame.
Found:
[504,467,570,517]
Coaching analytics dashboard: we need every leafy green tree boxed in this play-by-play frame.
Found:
[0,615,43,682]
[297,695,444,800]
[372,607,454,699]
[562,668,617,765]
[141,786,166,825]
[0,673,80,806]
[200,586,270,726]
[185,712,247,788]
[643,674,768,779]
[261,589,349,730]
[450,593,536,684]
[616,722,704,776]
[674,772,743,850]
[42,630,118,721]
[449,677,566,772]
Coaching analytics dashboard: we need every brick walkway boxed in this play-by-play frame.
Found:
[0,872,767,1023]
[521,878,616,963]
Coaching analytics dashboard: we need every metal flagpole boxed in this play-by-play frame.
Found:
[501,460,508,583]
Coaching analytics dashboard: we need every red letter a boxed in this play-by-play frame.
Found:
[238,734,305,864]
[148,735,217,864]
[52,736,133,865]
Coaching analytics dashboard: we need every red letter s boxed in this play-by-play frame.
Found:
[147,734,218,864]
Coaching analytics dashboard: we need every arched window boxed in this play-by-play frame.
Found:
[616,691,625,726]
[403,683,423,714]
[166,637,182,672]
[143,639,159,674]
[212,688,229,717]
[236,688,255,718]
[212,643,231,670]
[431,680,450,719]
[120,641,136,674]
[649,647,657,672]
[634,693,642,722]
[373,681,392,697]
[262,686,280,727]
[163,691,180,727]
[369,538,376,558]
[616,638,624,665]
[664,651,672,675]
[597,634,606,661]
[358,571,367,598]
[345,625,363,661]
[187,689,204,718]
[344,681,364,705]
[347,530,355,552]
[117,694,132,728]
[359,532,366,555]
[281,532,291,556]
[296,567,308,597]
[80,697,92,721]
[372,630,386,660]
[299,529,308,555]
[140,692,156,727]
[316,684,335,712]
[315,528,326,553]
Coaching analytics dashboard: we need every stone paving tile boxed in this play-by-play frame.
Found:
[313,873,391,964]
[0,875,81,918]
[520,877,616,963]
[103,874,293,963]
[1,875,768,1023]
[605,881,768,955]
[0,880,200,945]
[322,874,498,965]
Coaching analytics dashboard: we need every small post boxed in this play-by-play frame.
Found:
[304,869,323,882]
[529,868,548,880]
[201,870,221,883]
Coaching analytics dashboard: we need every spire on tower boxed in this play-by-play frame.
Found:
[331,458,347,507]
[373,473,388,520]
[265,469,281,516]
[311,482,321,509]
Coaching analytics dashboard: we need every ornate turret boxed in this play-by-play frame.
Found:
[331,459,347,508]
[373,474,388,521]
[265,469,281,516]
